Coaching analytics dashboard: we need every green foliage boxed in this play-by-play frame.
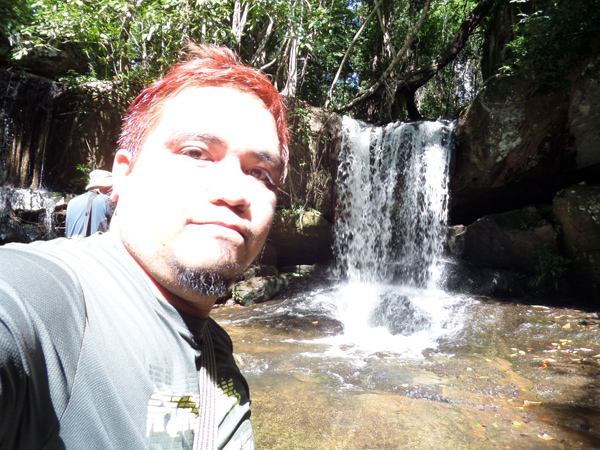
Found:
[3,0,495,120]
[501,0,600,86]
[279,203,308,218]
[530,244,570,290]
[67,163,92,193]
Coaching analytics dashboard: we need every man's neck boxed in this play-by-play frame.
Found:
[106,228,216,319]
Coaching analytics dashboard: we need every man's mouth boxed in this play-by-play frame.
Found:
[190,222,247,240]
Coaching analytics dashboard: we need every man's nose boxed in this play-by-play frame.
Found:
[205,161,252,213]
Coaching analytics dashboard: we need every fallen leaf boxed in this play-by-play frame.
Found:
[312,321,319,324]
[538,433,554,440]
[562,323,571,329]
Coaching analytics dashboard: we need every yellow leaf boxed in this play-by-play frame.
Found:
[562,323,572,329]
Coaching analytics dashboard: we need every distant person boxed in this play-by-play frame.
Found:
[65,169,115,237]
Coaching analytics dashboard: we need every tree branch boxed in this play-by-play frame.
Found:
[403,0,497,92]
[334,0,431,112]
[325,0,386,108]
[335,0,497,114]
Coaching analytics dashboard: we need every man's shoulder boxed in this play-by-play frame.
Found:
[0,234,122,300]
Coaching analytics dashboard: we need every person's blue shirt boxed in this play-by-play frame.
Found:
[65,191,114,237]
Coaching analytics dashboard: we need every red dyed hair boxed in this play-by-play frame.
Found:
[118,43,289,182]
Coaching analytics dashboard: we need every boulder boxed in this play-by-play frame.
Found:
[266,209,333,268]
[281,98,342,221]
[463,206,557,274]
[568,59,600,170]
[451,75,572,224]
[12,41,89,79]
[553,182,600,297]
[232,275,291,306]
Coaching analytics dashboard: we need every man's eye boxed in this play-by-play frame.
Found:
[181,147,209,160]
[247,168,275,186]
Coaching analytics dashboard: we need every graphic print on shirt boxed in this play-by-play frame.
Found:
[146,364,245,449]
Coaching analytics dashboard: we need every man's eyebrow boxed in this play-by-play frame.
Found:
[165,130,227,148]
[253,150,283,169]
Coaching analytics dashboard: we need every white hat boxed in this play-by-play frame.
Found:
[85,169,113,191]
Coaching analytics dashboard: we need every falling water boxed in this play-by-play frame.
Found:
[313,116,467,355]
[333,117,453,287]
[222,116,468,357]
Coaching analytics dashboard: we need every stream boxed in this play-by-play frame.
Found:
[213,281,600,449]
[211,116,599,449]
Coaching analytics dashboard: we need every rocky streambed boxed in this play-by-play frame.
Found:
[213,282,600,449]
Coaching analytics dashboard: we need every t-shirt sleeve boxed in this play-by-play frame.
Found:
[0,245,86,448]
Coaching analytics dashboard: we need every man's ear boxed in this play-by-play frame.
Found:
[110,149,134,202]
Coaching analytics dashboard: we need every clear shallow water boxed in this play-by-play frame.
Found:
[213,280,600,449]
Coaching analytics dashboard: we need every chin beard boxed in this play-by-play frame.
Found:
[171,262,239,297]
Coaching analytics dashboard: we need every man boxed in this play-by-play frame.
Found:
[0,43,289,449]
[65,169,115,237]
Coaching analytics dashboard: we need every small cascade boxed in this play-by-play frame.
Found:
[0,187,64,244]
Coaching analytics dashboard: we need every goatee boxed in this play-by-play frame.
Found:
[171,262,238,297]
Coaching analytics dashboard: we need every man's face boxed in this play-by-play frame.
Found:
[112,86,281,301]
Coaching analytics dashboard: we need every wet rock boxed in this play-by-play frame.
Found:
[568,58,600,170]
[232,275,291,306]
[553,182,600,297]
[446,225,467,256]
[267,209,333,267]
[463,206,557,274]
[451,75,572,224]
[0,187,64,243]
[443,260,527,297]
[369,293,432,335]
[280,264,326,276]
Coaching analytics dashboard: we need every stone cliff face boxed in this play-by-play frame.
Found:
[0,70,122,192]
[448,58,600,300]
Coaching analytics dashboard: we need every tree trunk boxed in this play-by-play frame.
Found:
[336,0,498,120]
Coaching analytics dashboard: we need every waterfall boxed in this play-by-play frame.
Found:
[313,116,465,352]
[333,116,454,288]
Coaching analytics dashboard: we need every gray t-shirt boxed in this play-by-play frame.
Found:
[0,233,254,449]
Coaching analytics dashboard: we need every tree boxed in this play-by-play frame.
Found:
[330,0,498,121]
[3,0,498,122]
